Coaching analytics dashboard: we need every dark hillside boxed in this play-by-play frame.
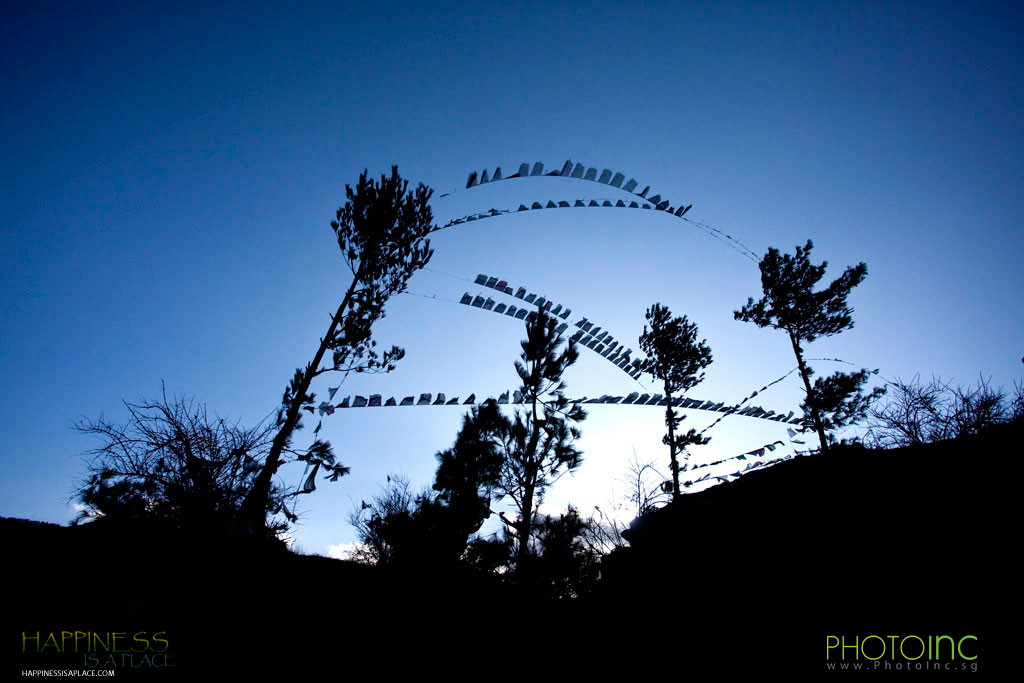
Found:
[5,516,526,676]
[596,420,1016,673]
[6,422,1014,676]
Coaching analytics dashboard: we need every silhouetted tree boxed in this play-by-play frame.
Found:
[639,304,713,500]
[239,167,435,533]
[346,310,591,580]
[347,401,508,566]
[430,399,507,560]
[494,305,587,572]
[74,387,293,537]
[734,239,882,452]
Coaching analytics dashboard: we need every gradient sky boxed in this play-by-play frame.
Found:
[2,1,1021,556]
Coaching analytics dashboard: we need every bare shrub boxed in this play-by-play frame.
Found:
[865,374,1021,449]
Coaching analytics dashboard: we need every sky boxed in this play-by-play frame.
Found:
[2,0,1021,557]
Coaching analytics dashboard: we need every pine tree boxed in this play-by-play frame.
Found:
[238,167,434,534]
[734,239,882,452]
[495,305,587,571]
[428,399,508,561]
[638,304,713,500]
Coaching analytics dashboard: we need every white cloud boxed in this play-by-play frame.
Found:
[69,502,102,522]
[327,542,357,560]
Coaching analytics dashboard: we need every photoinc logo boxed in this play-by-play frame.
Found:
[826,634,979,672]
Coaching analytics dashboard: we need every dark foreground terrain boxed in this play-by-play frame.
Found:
[6,423,1013,677]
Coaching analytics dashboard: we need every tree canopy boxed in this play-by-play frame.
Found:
[431,399,508,552]
[735,239,880,451]
[734,239,867,342]
[639,303,713,499]
[494,305,587,571]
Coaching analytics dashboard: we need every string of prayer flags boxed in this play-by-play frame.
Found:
[460,272,642,382]
[699,367,805,436]
[309,390,804,425]
[460,158,692,219]
[435,158,759,261]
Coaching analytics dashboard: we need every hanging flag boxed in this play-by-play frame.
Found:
[280,502,297,522]
[300,462,321,494]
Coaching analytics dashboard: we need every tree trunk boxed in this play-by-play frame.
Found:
[517,478,535,568]
[237,277,361,533]
[516,372,543,570]
[663,382,680,500]
[788,329,829,453]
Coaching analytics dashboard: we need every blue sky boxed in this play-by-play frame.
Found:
[2,1,1021,555]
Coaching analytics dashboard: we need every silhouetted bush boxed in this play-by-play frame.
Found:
[464,533,512,574]
[74,387,286,538]
[530,507,602,598]
[347,474,423,565]
[865,374,1023,448]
